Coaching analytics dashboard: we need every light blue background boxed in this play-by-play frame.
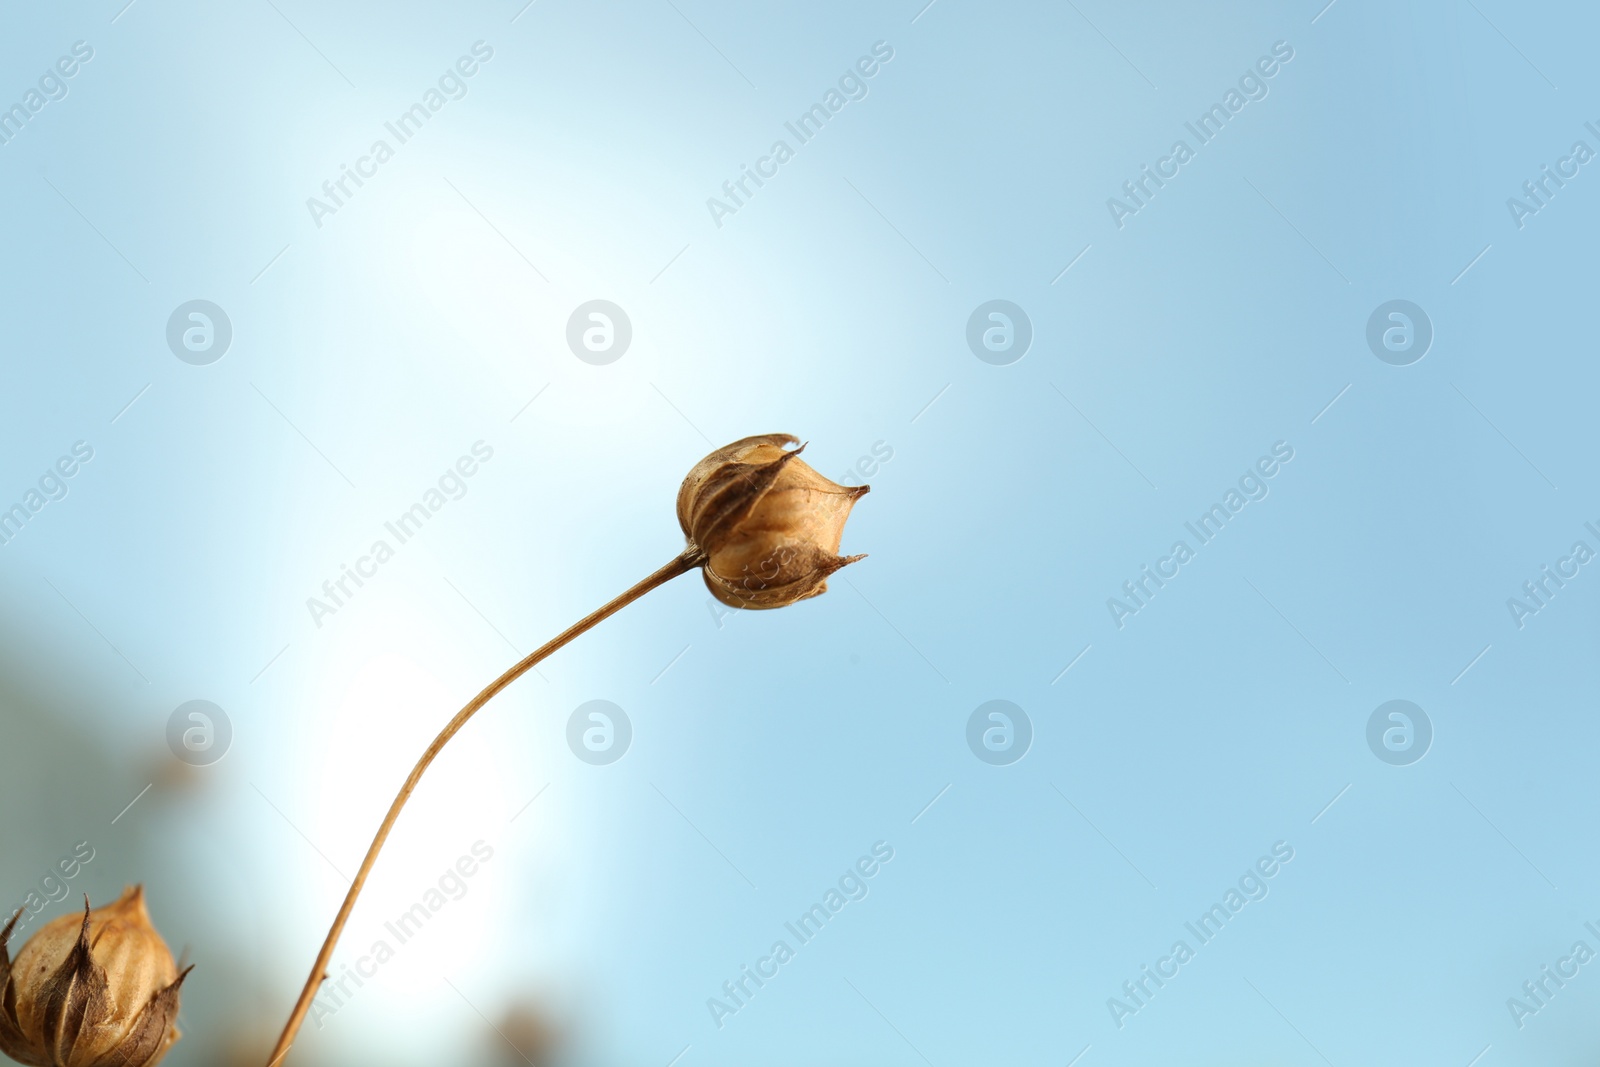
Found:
[1,1,1596,1064]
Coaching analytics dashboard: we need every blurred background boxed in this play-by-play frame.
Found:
[1,1,1597,1064]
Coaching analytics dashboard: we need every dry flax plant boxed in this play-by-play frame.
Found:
[0,887,190,1067]
[254,433,869,1065]
[0,435,870,1067]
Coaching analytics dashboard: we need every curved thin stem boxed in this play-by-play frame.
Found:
[265,548,703,1066]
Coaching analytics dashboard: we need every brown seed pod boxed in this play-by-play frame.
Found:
[678,433,869,609]
[0,886,190,1067]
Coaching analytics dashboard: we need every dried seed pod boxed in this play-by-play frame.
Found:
[678,433,868,609]
[0,886,189,1067]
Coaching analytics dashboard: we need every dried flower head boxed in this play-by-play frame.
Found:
[678,433,868,609]
[0,886,189,1067]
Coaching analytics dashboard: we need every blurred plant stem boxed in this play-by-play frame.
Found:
[265,548,704,1066]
